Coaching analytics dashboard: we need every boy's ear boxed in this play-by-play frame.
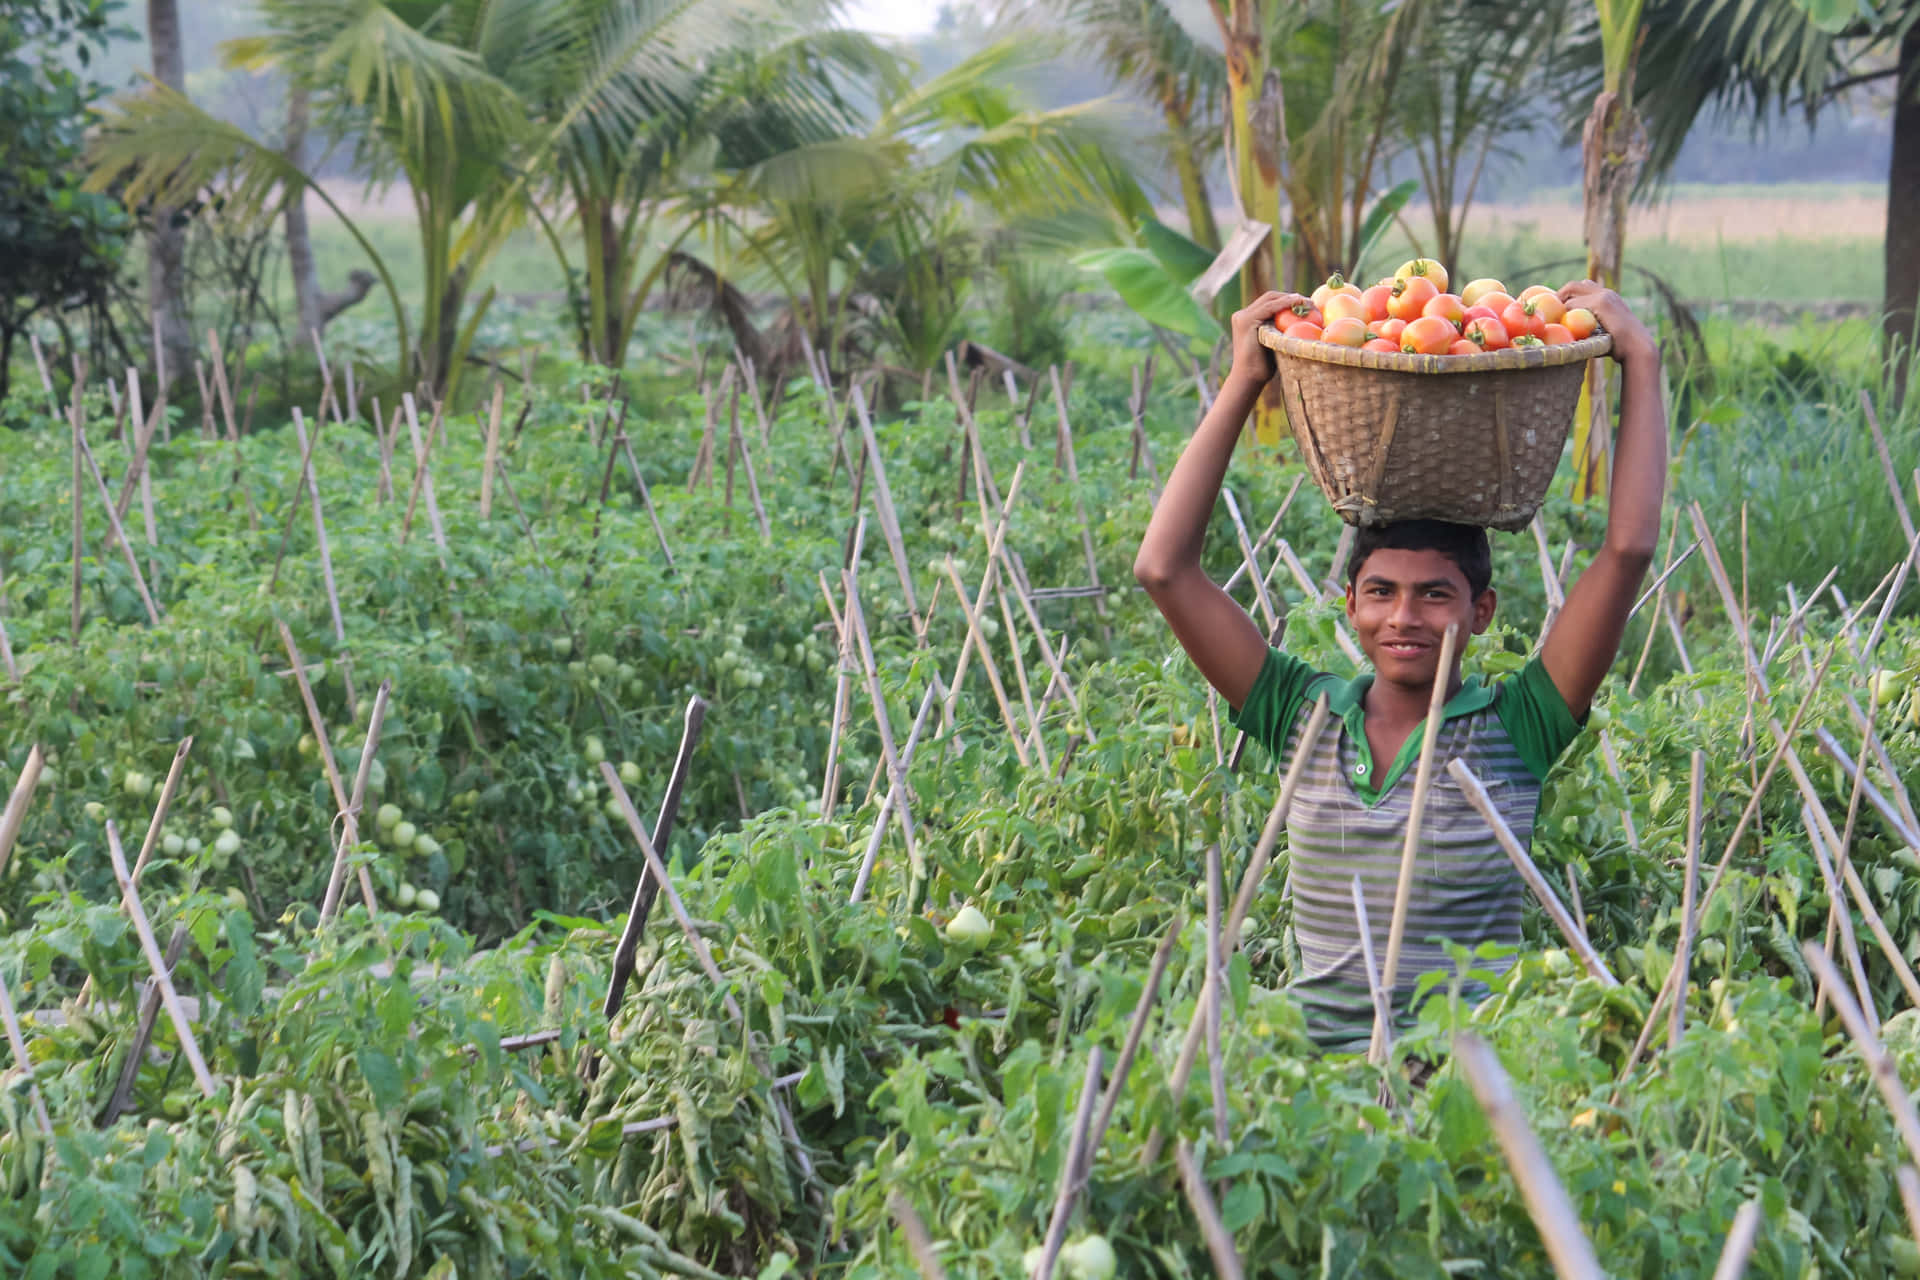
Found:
[1471,587,1497,634]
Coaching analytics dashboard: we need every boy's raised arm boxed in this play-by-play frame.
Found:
[1538,281,1669,719]
[1134,292,1303,710]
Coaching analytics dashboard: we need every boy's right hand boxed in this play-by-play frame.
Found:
[1226,292,1310,393]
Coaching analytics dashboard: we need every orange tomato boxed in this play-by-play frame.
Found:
[1563,307,1598,340]
[1360,284,1394,323]
[1322,316,1371,347]
[1362,337,1401,353]
[1500,299,1545,341]
[1541,323,1574,345]
[1518,284,1557,305]
[1388,276,1439,323]
[1394,258,1450,294]
[1289,321,1323,343]
[1527,293,1567,325]
[1400,315,1457,355]
[1277,304,1323,333]
[1324,293,1369,325]
[1475,291,1515,316]
[1463,316,1510,350]
[1312,274,1360,311]
[1462,304,1499,325]
[1460,278,1508,307]
[1375,317,1407,343]
[1448,339,1482,356]
[1423,293,1467,328]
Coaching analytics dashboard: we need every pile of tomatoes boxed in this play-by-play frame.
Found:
[1272,259,1599,356]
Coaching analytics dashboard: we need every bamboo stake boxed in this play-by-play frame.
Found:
[319,681,391,923]
[70,382,84,644]
[940,557,1031,769]
[1596,733,1644,855]
[818,521,866,813]
[605,696,707,1020]
[0,968,51,1134]
[480,381,504,519]
[1220,475,1307,594]
[1048,367,1108,634]
[1447,760,1618,986]
[889,1193,948,1280]
[850,682,939,905]
[30,333,58,419]
[842,572,920,872]
[1352,876,1392,1056]
[375,401,398,504]
[73,421,163,624]
[127,738,193,886]
[1370,624,1461,1064]
[1803,805,1879,1032]
[740,356,773,448]
[1708,1201,1763,1280]
[400,394,451,559]
[1670,751,1705,1048]
[616,432,677,573]
[110,372,162,536]
[288,409,355,707]
[730,389,772,541]
[1863,390,1916,543]
[0,747,45,879]
[126,370,161,589]
[1220,488,1278,632]
[1033,1047,1104,1280]
[994,578,1048,772]
[851,385,924,640]
[1801,941,1920,1172]
[1899,1167,1920,1246]
[1454,1034,1605,1280]
[942,466,1028,728]
[106,822,217,1097]
[1205,845,1229,1158]
[1086,914,1183,1163]
[0,612,16,682]
[1174,1139,1244,1280]
[278,622,349,817]
[1531,514,1567,639]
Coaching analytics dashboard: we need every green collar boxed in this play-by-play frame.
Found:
[1331,671,1496,806]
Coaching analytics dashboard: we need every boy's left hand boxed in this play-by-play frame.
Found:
[1558,280,1657,368]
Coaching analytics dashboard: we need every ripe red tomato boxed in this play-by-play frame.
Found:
[1289,321,1324,343]
[1360,284,1393,323]
[1388,277,1439,322]
[1423,293,1467,328]
[1375,317,1407,343]
[1463,316,1510,350]
[1277,304,1324,333]
[1447,338,1481,356]
[1563,307,1598,340]
[1322,316,1371,347]
[1462,304,1499,325]
[1541,323,1574,345]
[1500,300,1546,341]
[1475,291,1515,316]
[1400,315,1457,355]
[1362,337,1400,353]
[1324,293,1369,325]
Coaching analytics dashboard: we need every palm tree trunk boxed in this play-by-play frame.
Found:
[1166,103,1220,252]
[598,201,623,366]
[1219,0,1288,445]
[146,0,193,391]
[284,83,324,346]
[1886,23,1920,402]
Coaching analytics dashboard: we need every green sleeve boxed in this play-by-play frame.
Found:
[1226,647,1317,756]
[1494,656,1587,780]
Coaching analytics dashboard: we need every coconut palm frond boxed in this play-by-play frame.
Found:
[86,83,307,222]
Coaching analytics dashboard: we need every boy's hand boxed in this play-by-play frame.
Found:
[1225,291,1311,393]
[1558,279,1658,368]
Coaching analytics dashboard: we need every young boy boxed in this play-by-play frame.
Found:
[1133,282,1666,1053]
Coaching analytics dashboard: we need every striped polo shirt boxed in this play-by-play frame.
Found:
[1229,648,1583,1054]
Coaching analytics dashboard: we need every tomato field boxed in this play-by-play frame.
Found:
[0,315,1918,1278]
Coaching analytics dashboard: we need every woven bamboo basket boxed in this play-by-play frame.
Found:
[1255,325,1612,533]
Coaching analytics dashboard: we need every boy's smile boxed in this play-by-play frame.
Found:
[1345,547,1497,691]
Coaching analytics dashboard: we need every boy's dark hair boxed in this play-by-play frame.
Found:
[1344,519,1492,598]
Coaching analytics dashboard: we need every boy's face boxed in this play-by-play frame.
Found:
[1344,547,1496,690]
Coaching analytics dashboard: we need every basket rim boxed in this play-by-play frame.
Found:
[1256,324,1611,373]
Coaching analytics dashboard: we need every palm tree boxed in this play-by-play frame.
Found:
[89,0,799,397]
[1018,0,1228,250]
[145,0,193,389]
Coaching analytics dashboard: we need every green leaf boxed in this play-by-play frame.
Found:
[1786,0,1858,32]
[357,1047,406,1113]
[1074,247,1221,341]
[1139,216,1215,284]
[1353,179,1420,281]
[224,911,261,1018]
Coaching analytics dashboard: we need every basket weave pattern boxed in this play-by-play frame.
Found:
[1257,326,1612,533]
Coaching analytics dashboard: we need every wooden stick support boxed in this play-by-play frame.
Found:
[888,1193,949,1280]
[106,822,217,1098]
[1086,914,1183,1164]
[604,695,708,1019]
[1801,941,1920,1172]
[1033,1047,1103,1280]
[850,681,939,905]
[320,681,391,923]
[0,746,45,880]
[1353,875,1392,1059]
[1372,624,1461,1064]
[1709,1200,1763,1280]
[0,967,51,1134]
[1455,1033,1605,1280]
[1670,751,1705,1049]
[1174,1139,1245,1280]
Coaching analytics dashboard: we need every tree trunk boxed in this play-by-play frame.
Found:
[284,83,324,346]
[1886,23,1920,402]
[1219,0,1289,446]
[146,0,193,391]
[598,201,623,366]
[1575,80,1646,504]
[1166,103,1221,252]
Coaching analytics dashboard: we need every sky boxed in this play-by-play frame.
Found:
[840,0,944,37]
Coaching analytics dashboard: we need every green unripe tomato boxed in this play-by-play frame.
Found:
[412,834,439,857]
[123,771,152,798]
[396,883,418,910]
[551,635,573,658]
[391,821,417,848]
[84,801,107,823]
[604,797,625,821]
[1586,704,1612,732]
[185,837,203,855]
[589,653,618,678]
[619,761,643,787]
[210,806,234,830]
[214,829,242,857]
[582,736,607,766]
[162,833,186,857]
[376,803,404,831]
[225,888,249,912]
[414,889,440,912]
